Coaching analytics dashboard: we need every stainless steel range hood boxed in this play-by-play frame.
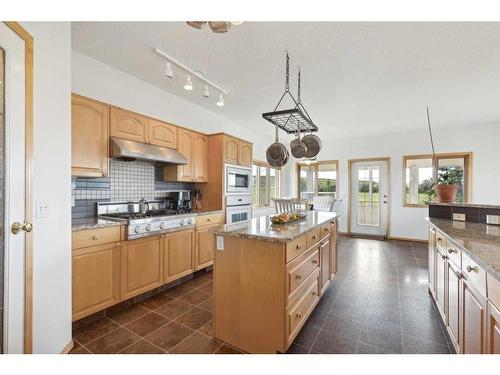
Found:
[110,137,188,165]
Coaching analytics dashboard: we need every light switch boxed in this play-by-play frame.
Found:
[452,213,465,222]
[36,200,49,219]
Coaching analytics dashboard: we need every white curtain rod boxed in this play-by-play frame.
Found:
[154,48,228,95]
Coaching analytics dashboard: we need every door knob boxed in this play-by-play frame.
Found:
[11,221,33,234]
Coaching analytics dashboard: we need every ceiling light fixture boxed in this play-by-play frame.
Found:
[163,62,173,79]
[216,93,224,107]
[154,48,228,107]
[186,21,244,34]
[184,74,193,91]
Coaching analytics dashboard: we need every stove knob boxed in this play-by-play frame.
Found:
[187,218,193,225]
[180,219,185,226]
[146,224,152,232]
[160,222,166,230]
[134,226,141,234]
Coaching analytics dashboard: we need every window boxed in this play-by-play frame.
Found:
[296,161,338,201]
[252,161,282,207]
[403,153,471,207]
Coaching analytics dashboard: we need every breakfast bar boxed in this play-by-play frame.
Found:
[213,211,340,353]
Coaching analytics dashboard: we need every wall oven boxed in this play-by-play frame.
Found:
[225,195,252,224]
[225,164,252,194]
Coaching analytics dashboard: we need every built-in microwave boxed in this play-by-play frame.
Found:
[225,164,252,194]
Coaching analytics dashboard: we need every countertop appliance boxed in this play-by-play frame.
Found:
[225,164,252,194]
[98,192,195,240]
[225,194,252,224]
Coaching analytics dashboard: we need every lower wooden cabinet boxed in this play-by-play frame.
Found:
[461,277,487,354]
[435,246,447,320]
[194,225,217,271]
[486,301,500,354]
[319,238,330,295]
[329,222,338,277]
[72,242,120,321]
[121,236,164,300]
[447,260,461,351]
[164,229,194,283]
[428,226,436,295]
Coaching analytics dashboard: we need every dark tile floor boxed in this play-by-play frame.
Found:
[71,236,453,354]
[287,236,454,354]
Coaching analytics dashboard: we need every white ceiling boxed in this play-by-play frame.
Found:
[71,22,500,140]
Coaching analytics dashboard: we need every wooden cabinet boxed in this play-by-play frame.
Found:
[428,226,436,295]
[329,221,338,276]
[238,141,253,167]
[486,301,500,354]
[110,107,149,143]
[194,225,217,270]
[164,229,194,283]
[447,260,461,352]
[71,94,109,177]
[193,132,208,182]
[460,277,487,354]
[72,242,120,321]
[435,246,447,321]
[120,236,163,300]
[148,118,177,148]
[223,136,239,165]
[319,238,331,296]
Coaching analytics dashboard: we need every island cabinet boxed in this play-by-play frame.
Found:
[487,274,500,354]
[214,212,339,353]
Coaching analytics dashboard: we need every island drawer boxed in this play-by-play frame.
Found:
[487,273,500,310]
[435,230,447,252]
[287,269,319,342]
[286,235,308,263]
[320,222,331,240]
[306,228,321,249]
[286,247,320,300]
[462,252,487,296]
[72,226,121,250]
[195,213,222,228]
[446,243,461,268]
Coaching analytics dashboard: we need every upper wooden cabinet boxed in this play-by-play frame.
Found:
[223,136,239,165]
[238,141,253,167]
[71,95,109,177]
[110,107,149,143]
[149,118,177,148]
[193,133,208,182]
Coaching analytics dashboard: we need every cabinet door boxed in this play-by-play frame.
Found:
[461,278,487,354]
[238,141,253,167]
[329,221,338,277]
[176,128,194,181]
[164,230,194,283]
[447,261,461,352]
[487,301,500,354]
[319,239,330,295]
[110,107,148,143]
[72,242,120,321]
[148,119,177,148]
[121,236,163,300]
[195,225,217,270]
[193,132,208,183]
[223,136,239,165]
[428,226,436,295]
[71,95,109,177]
[435,249,447,320]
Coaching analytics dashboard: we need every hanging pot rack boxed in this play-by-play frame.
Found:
[262,53,318,134]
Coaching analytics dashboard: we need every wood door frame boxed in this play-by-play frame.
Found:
[347,157,391,238]
[3,21,33,354]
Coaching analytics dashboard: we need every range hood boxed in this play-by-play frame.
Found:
[110,137,188,165]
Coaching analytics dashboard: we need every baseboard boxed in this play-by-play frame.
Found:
[340,231,427,243]
[60,340,74,354]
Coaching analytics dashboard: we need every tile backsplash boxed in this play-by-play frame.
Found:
[72,160,194,219]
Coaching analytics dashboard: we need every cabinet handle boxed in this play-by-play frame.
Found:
[466,265,479,273]
[296,312,302,319]
[92,235,100,240]
[116,242,121,248]
[295,274,302,280]
[312,291,317,296]
[448,248,457,254]
[430,228,436,233]
[441,254,448,260]
[454,270,463,279]
[312,259,318,264]
[312,235,317,240]
[437,237,442,242]
[296,245,301,251]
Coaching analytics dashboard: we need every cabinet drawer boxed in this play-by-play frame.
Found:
[195,213,222,228]
[287,269,319,341]
[287,247,319,300]
[320,222,331,240]
[462,252,487,296]
[286,235,307,263]
[306,228,321,249]
[487,273,500,311]
[435,231,447,252]
[446,243,461,268]
[72,226,121,249]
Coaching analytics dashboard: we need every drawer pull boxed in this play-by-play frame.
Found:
[295,274,302,280]
[312,259,318,265]
[92,235,100,240]
[448,248,457,254]
[312,235,317,240]
[454,270,463,279]
[437,237,442,242]
[296,245,301,251]
[324,228,329,232]
[441,254,448,260]
[295,312,302,319]
[466,265,479,273]
[116,242,121,247]
[312,291,317,296]
[430,228,436,233]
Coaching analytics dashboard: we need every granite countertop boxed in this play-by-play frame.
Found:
[72,218,124,232]
[426,217,500,281]
[214,211,340,243]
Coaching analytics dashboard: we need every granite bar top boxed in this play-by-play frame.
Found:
[426,217,500,281]
[429,202,500,210]
[214,211,340,243]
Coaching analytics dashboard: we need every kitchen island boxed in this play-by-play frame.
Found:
[213,211,340,353]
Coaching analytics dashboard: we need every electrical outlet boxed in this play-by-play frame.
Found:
[452,213,466,222]
[36,200,49,219]
[216,236,224,251]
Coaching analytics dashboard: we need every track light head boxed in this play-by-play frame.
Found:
[164,62,173,79]
[202,84,210,98]
[216,93,224,107]
[184,74,193,90]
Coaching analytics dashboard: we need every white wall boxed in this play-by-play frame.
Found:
[20,22,72,353]
[282,122,500,240]
[71,50,269,160]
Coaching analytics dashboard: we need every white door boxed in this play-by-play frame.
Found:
[1,23,27,354]
[350,160,389,237]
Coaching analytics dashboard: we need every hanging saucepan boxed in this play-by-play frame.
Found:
[302,133,321,158]
[290,132,307,159]
[266,125,289,167]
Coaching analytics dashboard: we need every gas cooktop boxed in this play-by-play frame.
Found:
[100,209,192,221]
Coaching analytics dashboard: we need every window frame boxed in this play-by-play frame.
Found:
[252,160,282,208]
[295,160,339,199]
[402,152,472,208]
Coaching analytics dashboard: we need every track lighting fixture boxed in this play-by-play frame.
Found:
[202,84,210,98]
[163,62,173,79]
[184,74,193,90]
[216,93,224,107]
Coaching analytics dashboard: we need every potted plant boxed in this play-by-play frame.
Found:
[434,166,463,203]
